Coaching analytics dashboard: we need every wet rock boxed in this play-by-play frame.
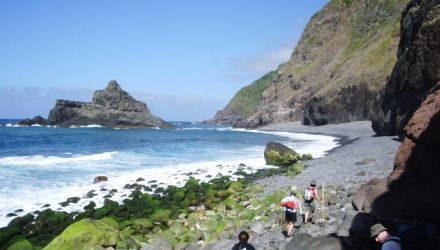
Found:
[85,190,97,198]
[136,177,145,182]
[93,176,108,183]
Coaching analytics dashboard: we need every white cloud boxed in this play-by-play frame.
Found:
[224,47,292,82]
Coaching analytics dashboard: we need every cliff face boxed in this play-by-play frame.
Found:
[371,0,440,135]
[45,80,172,128]
[353,0,440,224]
[224,0,410,128]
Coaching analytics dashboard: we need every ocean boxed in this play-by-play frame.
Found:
[0,119,338,227]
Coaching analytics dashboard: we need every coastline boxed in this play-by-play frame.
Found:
[255,120,401,194]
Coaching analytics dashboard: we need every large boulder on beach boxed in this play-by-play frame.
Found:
[43,219,120,250]
[355,88,440,222]
[264,142,300,167]
[42,80,173,128]
[371,0,440,136]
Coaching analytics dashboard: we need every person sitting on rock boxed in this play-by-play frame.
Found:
[304,180,320,223]
[232,231,256,250]
[370,223,402,250]
[280,189,299,237]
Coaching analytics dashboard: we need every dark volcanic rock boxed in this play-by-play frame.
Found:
[45,80,172,128]
[93,176,108,183]
[18,115,48,126]
[372,0,440,135]
[355,88,440,222]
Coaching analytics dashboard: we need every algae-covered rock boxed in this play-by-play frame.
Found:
[6,238,33,250]
[0,226,21,247]
[301,153,313,161]
[150,209,172,224]
[43,219,120,250]
[100,217,119,229]
[132,219,153,234]
[264,142,300,166]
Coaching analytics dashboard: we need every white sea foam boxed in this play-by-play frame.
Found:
[232,128,339,158]
[0,128,339,227]
[69,124,103,128]
[0,154,271,227]
[0,152,116,166]
[5,123,24,127]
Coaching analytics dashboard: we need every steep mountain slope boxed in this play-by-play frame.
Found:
[205,71,275,124]
[231,0,410,128]
[371,0,440,135]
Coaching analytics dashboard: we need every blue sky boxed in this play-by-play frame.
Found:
[0,0,329,121]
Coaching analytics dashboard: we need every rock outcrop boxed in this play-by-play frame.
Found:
[18,115,49,126]
[371,0,440,135]
[228,0,409,128]
[20,80,172,129]
[355,88,440,222]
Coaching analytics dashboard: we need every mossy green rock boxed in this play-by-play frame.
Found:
[100,217,119,229]
[132,219,153,234]
[6,238,33,250]
[150,209,172,223]
[43,219,120,250]
[264,142,300,166]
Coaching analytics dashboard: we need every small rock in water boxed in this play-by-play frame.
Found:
[100,187,108,191]
[136,177,145,182]
[93,175,108,183]
[59,202,69,207]
[14,209,24,213]
[6,213,17,217]
[103,194,112,199]
[85,190,98,198]
[42,204,50,208]
[66,197,81,203]
[148,180,157,184]
[109,189,117,194]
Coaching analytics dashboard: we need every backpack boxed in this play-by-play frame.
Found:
[280,196,295,209]
[304,187,314,201]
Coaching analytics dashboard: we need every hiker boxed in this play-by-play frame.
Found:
[280,189,299,237]
[304,180,319,223]
[232,231,256,250]
[370,223,402,250]
[291,185,304,225]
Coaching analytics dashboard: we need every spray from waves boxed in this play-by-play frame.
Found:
[222,128,339,158]
[0,153,271,227]
[0,152,116,166]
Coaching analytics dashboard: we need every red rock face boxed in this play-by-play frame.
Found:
[356,89,440,222]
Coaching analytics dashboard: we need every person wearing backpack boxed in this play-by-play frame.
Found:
[231,231,256,250]
[280,189,299,237]
[304,180,319,223]
[370,223,401,250]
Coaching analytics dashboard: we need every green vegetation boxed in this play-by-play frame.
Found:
[0,160,312,250]
[222,71,276,118]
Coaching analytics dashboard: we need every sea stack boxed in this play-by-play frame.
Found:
[20,80,173,129]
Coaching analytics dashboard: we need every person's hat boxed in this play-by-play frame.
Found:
[310,180,317,187]
[290,185,298,192]
[370,223,387,238]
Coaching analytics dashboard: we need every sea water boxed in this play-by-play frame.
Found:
[0,119,338,227]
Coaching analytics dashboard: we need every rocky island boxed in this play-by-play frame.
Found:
[19,80,173,129]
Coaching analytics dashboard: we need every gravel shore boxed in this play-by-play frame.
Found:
[255,121,401,194]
